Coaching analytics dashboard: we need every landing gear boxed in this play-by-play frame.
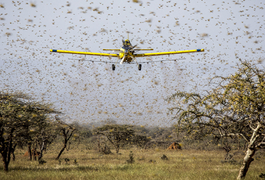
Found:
[112,64,115,71]
[138,64,142,71]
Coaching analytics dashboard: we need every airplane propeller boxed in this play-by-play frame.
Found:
[120,55,126,64]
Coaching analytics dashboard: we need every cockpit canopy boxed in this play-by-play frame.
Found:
[122,39,131,46]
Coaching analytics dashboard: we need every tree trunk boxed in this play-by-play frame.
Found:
[32,148,37,161]
[12,151,15,161]
[98,136,101,152]
[1,152,9,172]
[3,157,8,172]
[4,160,8,172]
[56,144,67,160]
[115,144,119,154]
[237,122,262,180]
[1,129,14,172]
[28,143,32,161]
[11,144,16,161]
[38,141,45,160]
[55,126,75,160]
[237,147,256,180]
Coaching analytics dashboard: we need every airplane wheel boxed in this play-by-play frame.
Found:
[112,64,115,71]
[138,64,142,71]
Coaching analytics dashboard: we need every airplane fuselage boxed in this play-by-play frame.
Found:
[118,39,136,64]
[119,47,134,63]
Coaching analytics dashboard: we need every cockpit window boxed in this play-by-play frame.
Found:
[124,39,131,46]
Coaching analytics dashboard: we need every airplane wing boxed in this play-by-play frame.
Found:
[68,58,118,63]
[135,49,204,57]
[50,49,119,57]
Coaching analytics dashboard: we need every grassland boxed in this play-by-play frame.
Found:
[0,146,264,180]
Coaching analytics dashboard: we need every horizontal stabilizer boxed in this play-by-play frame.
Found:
[134,48,153,51]
[103,49,120,51]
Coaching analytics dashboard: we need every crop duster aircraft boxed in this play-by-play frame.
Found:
[50,35,204,71]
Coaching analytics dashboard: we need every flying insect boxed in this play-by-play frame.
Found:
[50,34,204,71]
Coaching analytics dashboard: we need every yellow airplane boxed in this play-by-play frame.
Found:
[50,35,204,71]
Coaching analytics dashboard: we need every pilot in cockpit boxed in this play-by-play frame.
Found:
[122,39,132,48]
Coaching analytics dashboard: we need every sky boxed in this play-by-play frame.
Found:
[0,0,265,126]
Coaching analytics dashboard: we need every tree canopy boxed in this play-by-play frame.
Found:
[94,124,135,153]
[0,91,60,171]
[168,61,265,180]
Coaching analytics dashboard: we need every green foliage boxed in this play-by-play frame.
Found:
[168,61,265,145]
[94,124,135,153]
[168,61,265,179]
[131,134,150,148]
[0,91,60,171]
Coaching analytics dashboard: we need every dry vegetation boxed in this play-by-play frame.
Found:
[1,144,264,180]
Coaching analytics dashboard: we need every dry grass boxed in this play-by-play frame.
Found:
[0,147,264,180]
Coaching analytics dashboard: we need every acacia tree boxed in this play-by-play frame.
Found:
[94,124,135,153]
[168,61,265,180]
[35,119,58,160]
[55,115,76,160]
[0,92,59,171]
[22,111,50,161]
[131,134,150,148]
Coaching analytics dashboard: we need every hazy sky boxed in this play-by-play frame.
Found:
[1,0,265,126]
